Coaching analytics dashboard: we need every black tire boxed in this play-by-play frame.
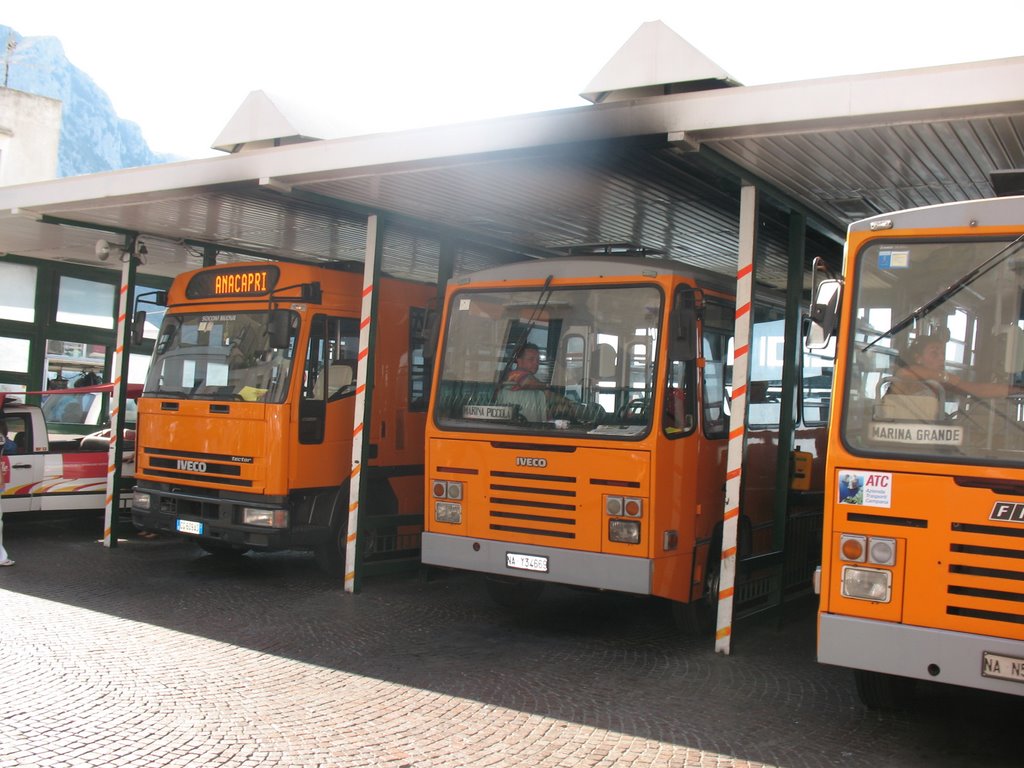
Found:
[197,541,250,558]
[671,563,718,636]
[854,669,915,710]
[485,576,545,610]
[314,524,348,576]
[313,487,350,576]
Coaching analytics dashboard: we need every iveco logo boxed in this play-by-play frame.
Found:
[990,501,1024,523]
[177,459,208,473]
[515,457,547,468]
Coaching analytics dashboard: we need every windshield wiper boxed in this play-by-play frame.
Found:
[863,234,1024,352]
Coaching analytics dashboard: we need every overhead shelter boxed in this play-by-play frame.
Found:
[0,26,1022,284]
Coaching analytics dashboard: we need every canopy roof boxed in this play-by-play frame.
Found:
[1,22,1021,289]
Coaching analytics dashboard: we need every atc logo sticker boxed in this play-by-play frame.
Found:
[837,470,892,508]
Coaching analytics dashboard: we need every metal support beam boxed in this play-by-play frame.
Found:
[771,212,806,551]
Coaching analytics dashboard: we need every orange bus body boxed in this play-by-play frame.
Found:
[816,195,1024,704]
[423,257,826,609]
[131,262,435,569]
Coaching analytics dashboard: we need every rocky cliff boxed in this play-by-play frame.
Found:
[1,24,176,176]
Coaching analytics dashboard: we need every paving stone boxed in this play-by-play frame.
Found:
[0,515,1020,767]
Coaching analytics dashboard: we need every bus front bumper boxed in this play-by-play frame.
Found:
[819,612,1024,697]
[422,532,653,595]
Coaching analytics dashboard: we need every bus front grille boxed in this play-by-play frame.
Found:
[946,521,1024,628]
[487,470,577,539]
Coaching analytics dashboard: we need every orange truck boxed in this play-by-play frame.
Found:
[422,256,827,618]
[810,194,1024,707]
[129,262,435,571]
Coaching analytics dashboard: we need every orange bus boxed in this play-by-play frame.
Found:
[130,261,435,572]
[811,194,1024,707]
[423,256,828,619]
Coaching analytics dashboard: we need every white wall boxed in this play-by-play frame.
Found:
[0,88,61,185]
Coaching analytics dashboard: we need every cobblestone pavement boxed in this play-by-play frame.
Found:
[0,515,1020,768]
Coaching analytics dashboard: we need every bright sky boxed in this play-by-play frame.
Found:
[3,0,1023,160]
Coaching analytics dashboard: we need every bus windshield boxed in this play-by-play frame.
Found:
[843,238,1024,464]
[434,284,662,437]
[144,310,298,403]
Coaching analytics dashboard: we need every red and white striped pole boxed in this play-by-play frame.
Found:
[716,185,758,654]
[103,240,136,548]
[345,215,380,593]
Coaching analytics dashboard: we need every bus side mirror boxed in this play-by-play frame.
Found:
[131,311,147,346]
[268,310,292,348]
[807,279,841,350]
[302,282,323,304]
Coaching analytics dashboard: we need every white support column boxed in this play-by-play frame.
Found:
[716,184,758,654]
[345,215,381,593]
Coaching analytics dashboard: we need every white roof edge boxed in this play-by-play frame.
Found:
[2,55,1023,213]
[849,195,1024,233]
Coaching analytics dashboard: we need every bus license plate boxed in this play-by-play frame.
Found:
[176,519,204,536]
[982,651,1024,683]
[506,552,548,573]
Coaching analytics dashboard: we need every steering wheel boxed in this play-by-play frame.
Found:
[616,398,648,423]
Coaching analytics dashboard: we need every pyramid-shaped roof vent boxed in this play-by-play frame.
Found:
[581,20,740,104]
[212,90,352,153]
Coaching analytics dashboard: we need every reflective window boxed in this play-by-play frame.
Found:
[702,301,734,439]
[0,263,36,322]
[56,276,115,329]
[45,339,106,388]
[435,285,662,438]
[0,336,31,373]
[843,238,1024,464]
[145,311,298,403]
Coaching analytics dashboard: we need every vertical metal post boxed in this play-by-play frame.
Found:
[716,184,758,655]
[771,212,806,551]
[345,215,383,593]
[103,235,138,548]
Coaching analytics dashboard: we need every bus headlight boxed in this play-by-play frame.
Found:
[242,508,289,528]
[609,518,641,544]
[434,501,462,524]
[132,491,151,510]
[841,565,891,602]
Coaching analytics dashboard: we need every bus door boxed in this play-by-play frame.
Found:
[296,315,359,491]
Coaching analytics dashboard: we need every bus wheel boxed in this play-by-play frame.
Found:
[198,541,250,558]
[485,576,545,610]
[853,669,915,710]
[315,517,349,577]
[671,565,718,635]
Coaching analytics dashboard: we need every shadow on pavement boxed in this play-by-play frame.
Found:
[1,514,1019,768]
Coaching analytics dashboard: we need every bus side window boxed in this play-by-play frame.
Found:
[701,300,735,439]
[663,288,697,436]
